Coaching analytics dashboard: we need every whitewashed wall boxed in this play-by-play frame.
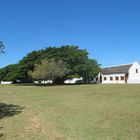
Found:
[127,62,140,83]
[102,73,126,84]
[1,81,13,84]
[64,78,83,84]
[34,80,52,84]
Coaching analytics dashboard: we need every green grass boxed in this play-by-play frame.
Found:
[0,84,140,140]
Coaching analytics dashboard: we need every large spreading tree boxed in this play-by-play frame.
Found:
[0,45,100,84]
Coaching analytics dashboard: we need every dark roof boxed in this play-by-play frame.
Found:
[101,64,132,75]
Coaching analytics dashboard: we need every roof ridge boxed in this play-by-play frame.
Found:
[101,63,134,75]
[102,63,133,69]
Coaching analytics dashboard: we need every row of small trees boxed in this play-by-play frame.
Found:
[0,45,100,84]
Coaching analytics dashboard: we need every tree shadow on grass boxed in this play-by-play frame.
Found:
[0,103,25,138]
[0,103,25,119]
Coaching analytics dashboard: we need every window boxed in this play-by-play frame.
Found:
[104,77,107,81]
[110,77,113,81]
[136,69,138,73]
[121,76,124,80]
[115,76,119,81]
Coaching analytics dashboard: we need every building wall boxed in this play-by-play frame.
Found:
[34,80,52,84]
[101,73,126,84]
[127,62,140,83]
[1,81,13,84]
[64,77,83,84]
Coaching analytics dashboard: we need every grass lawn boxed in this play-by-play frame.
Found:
[0,84,140,140]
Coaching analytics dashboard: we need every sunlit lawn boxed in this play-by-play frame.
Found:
[0,84,140,140]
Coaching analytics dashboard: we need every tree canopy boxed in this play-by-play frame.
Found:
[0,45,100,83]
[29,59,69,83]
[74,59,100,83]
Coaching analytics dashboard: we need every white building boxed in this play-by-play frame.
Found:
[64,77,83,84]
[97,62,140,84]
[0,81,13,84]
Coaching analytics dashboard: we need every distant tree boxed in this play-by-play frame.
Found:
[29,59,69,84]
[74,59,100,83]
[0,41,4,54]
[39,46,89,83]
[0,41,5,82]
[17,51,42,82]
[0,45,100,84]
[28,63,47,83]
[0,64,19,81]
[5,45,89,83]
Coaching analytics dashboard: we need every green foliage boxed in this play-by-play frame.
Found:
[17,51,43,82]
[29,59,69,83]
[0,64,19,81]
[74,59,100,83]
[0,45,100,83]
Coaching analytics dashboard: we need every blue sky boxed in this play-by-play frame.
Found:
[0,0,140,68]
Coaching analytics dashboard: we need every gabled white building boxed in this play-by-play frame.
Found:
[97,62,140,84]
